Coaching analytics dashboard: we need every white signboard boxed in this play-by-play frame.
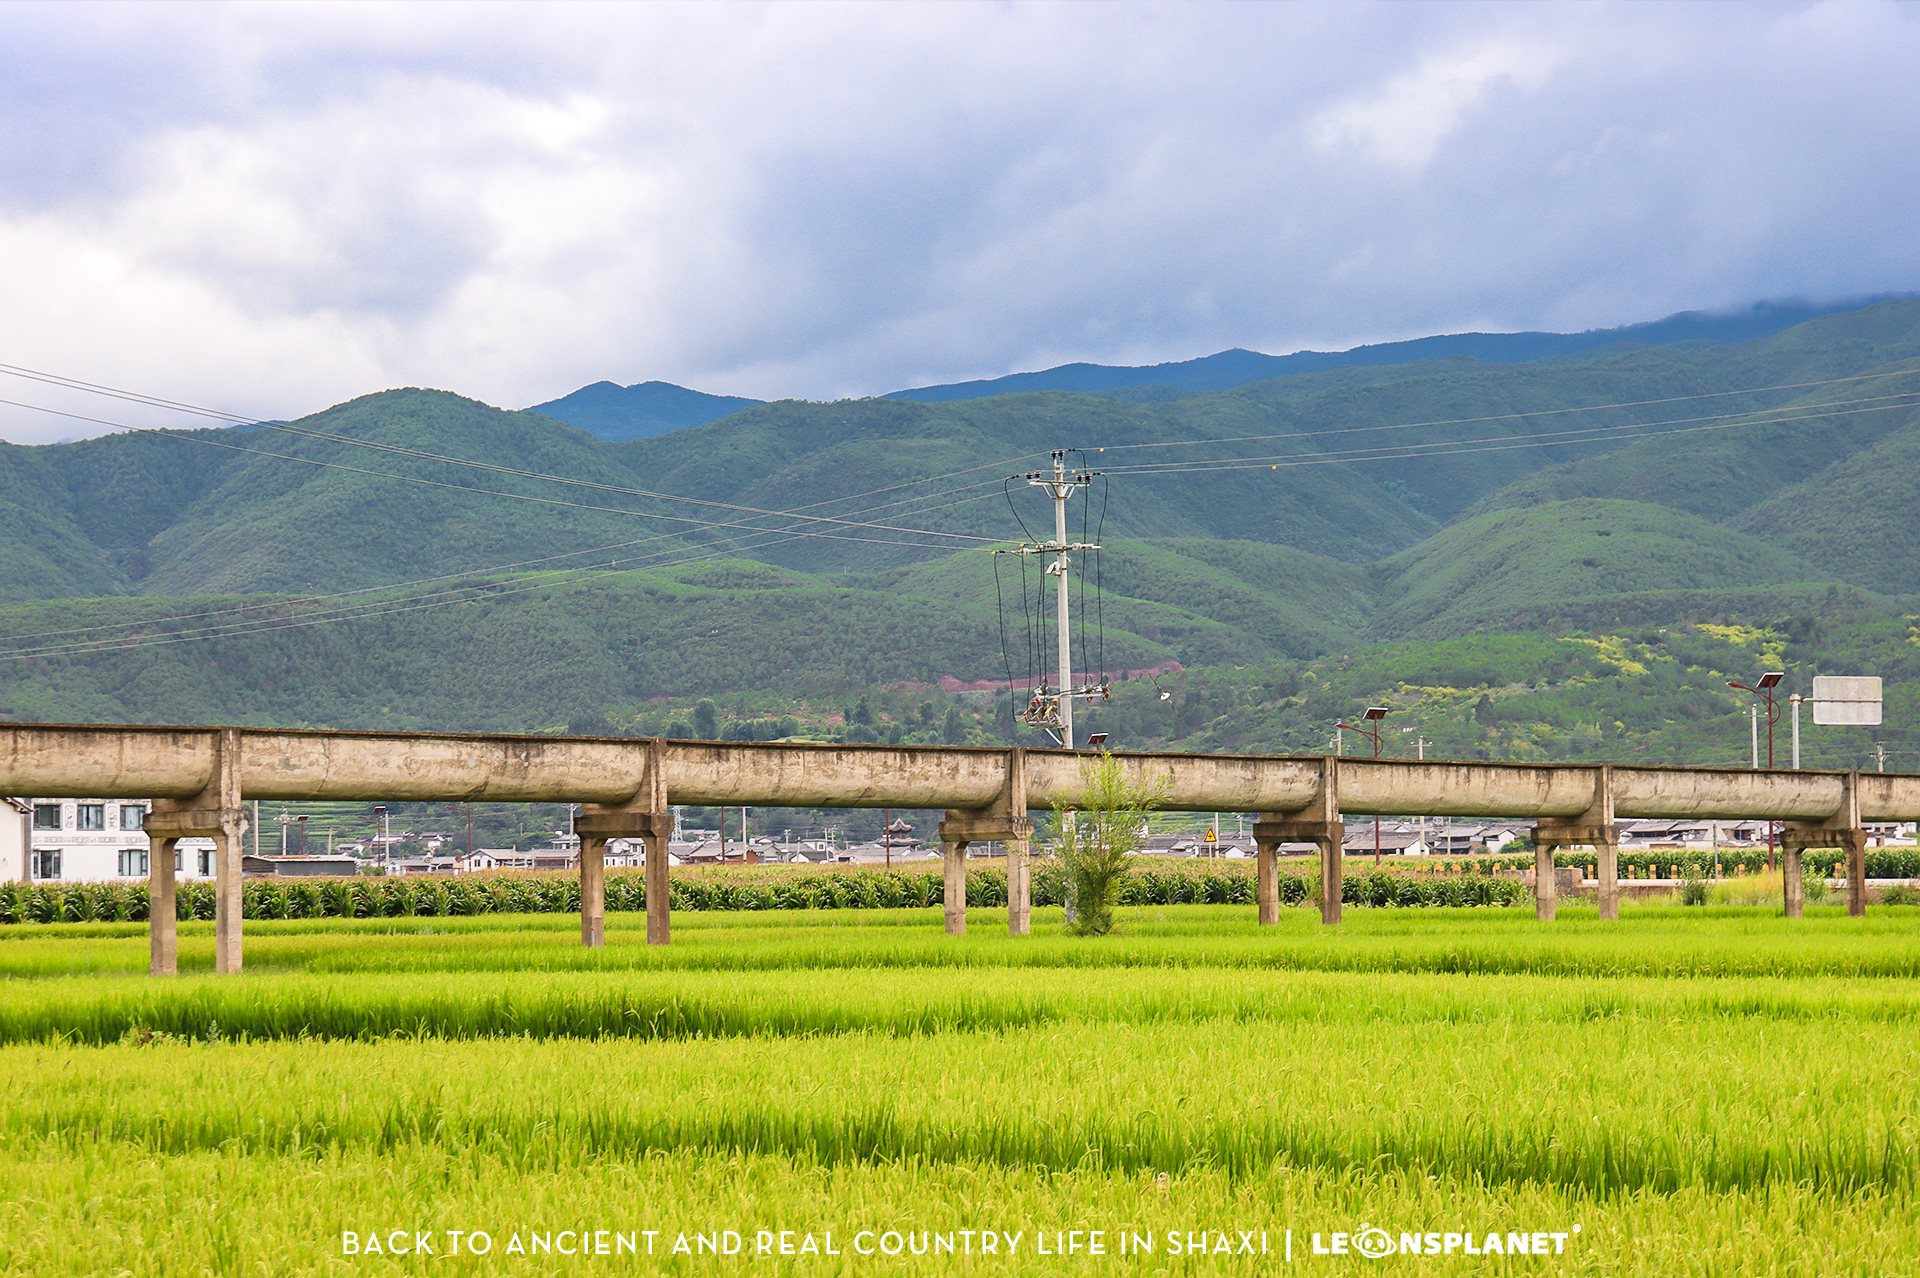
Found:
[1811,676,1882,726]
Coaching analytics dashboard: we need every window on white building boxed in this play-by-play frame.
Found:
[33,804,60,830]
[77,804,105,830]
[117,848,150,877]
[31,849,61,880]
[198,849,214,877]
[119,804,146,831]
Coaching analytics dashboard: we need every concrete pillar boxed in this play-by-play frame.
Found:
[1782,846,1803,919]
[643,832,670,945]
[149,837,178,976]
[212,818,245,975]
[1846,835,1867,917]
[1007,837,1031,936]
[580,835,606,948]
[1256,841,1278,926]
[942,840,967,935]
[1534,841,1557,922]
[1596,840,1619,922]
[1318,836,1342,925]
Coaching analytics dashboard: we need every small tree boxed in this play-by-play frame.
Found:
[1052,752,1167,936]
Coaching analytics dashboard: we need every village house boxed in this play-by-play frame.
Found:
[6,796,218,884]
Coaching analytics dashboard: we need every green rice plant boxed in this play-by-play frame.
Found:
[6,1008,1915,1198]
[9,906,1920,983]
[6,903,1920,1274]
[8,1141,1915,1277]
[7,962,1920,1050]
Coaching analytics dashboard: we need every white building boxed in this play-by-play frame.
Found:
[2,798,27,883]
[8,797,217,884]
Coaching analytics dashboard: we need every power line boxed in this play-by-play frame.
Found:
[1087,365,1920,454]
[10,357,1916,667]
[0,356,1044,554]
[2,395,1003,551]
[1,360,1015,542]
[1098,396,1920,478]
[0,485,1014,662]
[0,475,1011,652]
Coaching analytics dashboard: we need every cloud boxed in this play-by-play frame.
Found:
[0,0,1917,443]
[1310,38,1564,169]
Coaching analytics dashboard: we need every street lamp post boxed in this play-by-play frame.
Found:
[1336,707,1390,868]
[372,805,388,872]
[1728,672,1785,869]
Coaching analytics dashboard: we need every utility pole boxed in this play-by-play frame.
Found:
[1415,736,1430,856]
[1876,743,1887,772]
[1750,704,1759,769]
[884,809,891,868]
[1007,450,1101,749]
[1790,694,1802,769]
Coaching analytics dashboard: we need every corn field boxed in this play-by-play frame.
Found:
[0,861,1543,924]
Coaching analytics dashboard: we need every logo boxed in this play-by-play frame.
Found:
[1311,1224,1580,1258]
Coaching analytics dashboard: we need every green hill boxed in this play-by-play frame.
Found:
[1728,421,1920,594]
[1373,499,1830,636]
[0,565,1017,731]
[8,303,1920,760]
[7,301,1920,605]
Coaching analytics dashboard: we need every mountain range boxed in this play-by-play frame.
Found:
[526,293,1912,439]
[2,298,1918,762]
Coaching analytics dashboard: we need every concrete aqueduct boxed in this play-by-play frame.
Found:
[2,722,1900,975]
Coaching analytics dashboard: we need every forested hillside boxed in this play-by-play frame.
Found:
[4,301,1919,602]
[3,303,1919,768]
[5,567,1907,773]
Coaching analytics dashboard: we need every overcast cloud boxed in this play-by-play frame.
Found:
[2,0,1917,443]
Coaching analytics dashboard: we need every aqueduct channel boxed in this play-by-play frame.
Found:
[2,722,1903,974]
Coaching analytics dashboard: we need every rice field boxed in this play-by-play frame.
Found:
[4,901,1918,1275]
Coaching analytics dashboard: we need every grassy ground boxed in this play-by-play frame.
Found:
[3,903,1917,1275]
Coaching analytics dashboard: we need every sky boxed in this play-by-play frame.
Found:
[2,0,1918,443]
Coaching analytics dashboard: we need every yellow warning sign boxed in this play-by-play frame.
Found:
[1203,829,1217,842]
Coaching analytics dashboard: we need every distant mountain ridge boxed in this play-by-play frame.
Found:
[882,295,1915,403]
[529,295,1914,443]
[527,380,763,442]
